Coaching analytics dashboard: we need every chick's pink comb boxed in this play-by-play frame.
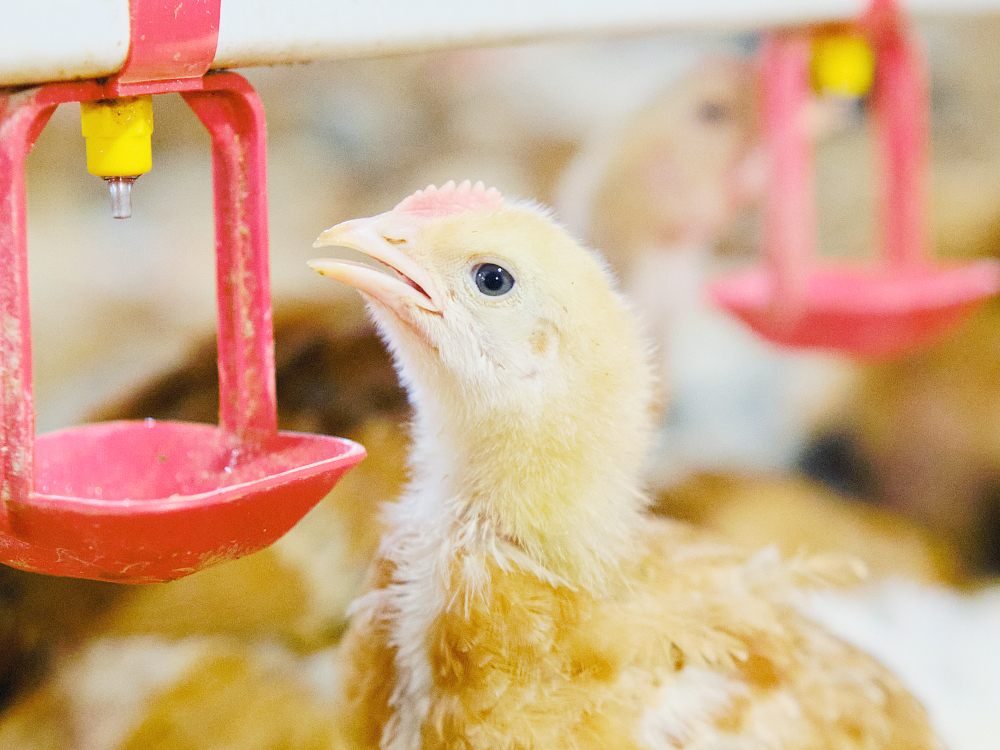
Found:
[392,180,504,220]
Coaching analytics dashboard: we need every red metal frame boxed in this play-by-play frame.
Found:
[0,1,364,582]
[0,70,281,519]
[117,0,221,85]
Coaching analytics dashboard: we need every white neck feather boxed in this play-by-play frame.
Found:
[397,347,654,594]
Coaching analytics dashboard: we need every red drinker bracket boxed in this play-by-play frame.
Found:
[710,0,1000,359]
[0,1,364,583]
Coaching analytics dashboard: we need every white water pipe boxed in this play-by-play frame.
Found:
[2,0,998,87]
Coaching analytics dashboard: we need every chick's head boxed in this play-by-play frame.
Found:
[311,181,652,422]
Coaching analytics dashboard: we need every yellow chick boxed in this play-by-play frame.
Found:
[310,180,941,750]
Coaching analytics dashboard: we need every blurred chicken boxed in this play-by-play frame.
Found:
[310,180,941,750]
[0,636,344,750]
[651,473,957,585]
[558,57,762,281]
[558,57,853,485]
[803,299,1000,579]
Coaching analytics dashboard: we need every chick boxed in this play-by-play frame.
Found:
[310,180,941,750]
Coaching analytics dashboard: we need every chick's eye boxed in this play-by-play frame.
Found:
[473,263,515,297]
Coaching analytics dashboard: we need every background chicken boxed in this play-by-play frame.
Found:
[555,53,854,488]
[311,181,941,750]
[803,300,1000,578]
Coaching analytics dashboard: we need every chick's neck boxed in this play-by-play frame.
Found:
[403,356,653,591]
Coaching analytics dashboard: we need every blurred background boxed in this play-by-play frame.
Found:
[5,7,1000,749]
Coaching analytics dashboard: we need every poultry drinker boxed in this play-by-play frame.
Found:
[710,0,1000,359]
[0,0,364,583]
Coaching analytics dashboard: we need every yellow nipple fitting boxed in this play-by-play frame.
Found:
[80,95,154,218]
[811,32,876,98]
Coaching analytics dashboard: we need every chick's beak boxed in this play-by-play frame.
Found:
[309,216,443,313]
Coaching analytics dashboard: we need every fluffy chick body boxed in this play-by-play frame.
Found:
[311,181,940,750]
[338,525,935,750]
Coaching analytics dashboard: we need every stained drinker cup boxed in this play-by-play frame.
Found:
[0,72,364,583]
